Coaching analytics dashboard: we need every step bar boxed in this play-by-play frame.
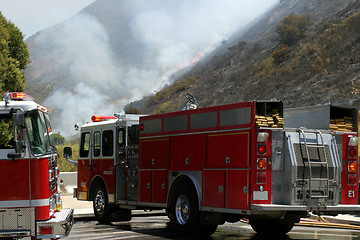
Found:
[251,204,360,214]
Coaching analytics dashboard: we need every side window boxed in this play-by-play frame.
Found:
[25,110,47,155]
[128,125,139,145]
[80,132,90,157]
[43,112,55,148]
[0,114,14,149]
[93,131,101,157]
[38,111,51,152]
[102,130,113,157]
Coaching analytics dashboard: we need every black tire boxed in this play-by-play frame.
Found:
[250,219,294,234]
[93,184,113,224]
[198,224,218,236]
[168,182,217,236]
[225,214,241,223]
[111,208,132,222]
[278,222,295,234]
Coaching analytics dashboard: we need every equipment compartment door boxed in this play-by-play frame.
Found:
[170,134,206,169]
[152,170,167,203]
[139,137,169,169]
[226,169,250,209]
[203,170,225,208]
[139,170,152,202]
[207,130,250,168]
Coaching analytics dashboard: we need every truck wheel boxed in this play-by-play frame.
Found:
[111,208,132,222]
[93,185,113,224]
[249,219,294,234]
[278,222,295,234]
[169,183,217,236]
[198,224,218,236]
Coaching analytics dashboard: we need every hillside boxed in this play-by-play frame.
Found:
[129,0,360,114]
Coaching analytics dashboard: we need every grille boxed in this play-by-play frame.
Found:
[50,179,57,191]
[49,155,57,191]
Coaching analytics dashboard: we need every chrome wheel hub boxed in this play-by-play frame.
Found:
[94,191,105,214]
[175,195,190,225]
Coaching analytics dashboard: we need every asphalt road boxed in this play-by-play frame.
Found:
[61,215,360,240]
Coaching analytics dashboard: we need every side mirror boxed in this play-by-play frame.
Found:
[63,147,72,159]
[7,152,21,160]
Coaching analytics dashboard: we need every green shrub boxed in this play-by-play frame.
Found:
[272,44,291,65]
[152,101,178,114]
[251,57,274,76]
[56,144,78,172]
[53,132,65,145]
[276,13,310,46]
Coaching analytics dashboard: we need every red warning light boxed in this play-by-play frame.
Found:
[91,115,116,122]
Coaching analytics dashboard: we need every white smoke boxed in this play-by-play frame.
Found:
[36,0,278,137]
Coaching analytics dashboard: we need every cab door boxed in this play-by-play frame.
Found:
[97,126,116,201]
[77,130,93,200]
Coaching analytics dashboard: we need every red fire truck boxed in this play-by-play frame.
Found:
[0,92,73,239]
[70,99,360,235]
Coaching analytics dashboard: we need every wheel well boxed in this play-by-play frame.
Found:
[88,176,107,201]
[167,174,200,208]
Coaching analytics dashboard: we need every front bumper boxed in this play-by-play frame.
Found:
[251,204,360,215]
[36,208,74,239]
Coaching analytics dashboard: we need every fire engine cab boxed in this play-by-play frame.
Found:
[0,92,73,239]
[71,98,360,235]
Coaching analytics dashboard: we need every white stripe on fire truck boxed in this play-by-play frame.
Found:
[0,199,49,208]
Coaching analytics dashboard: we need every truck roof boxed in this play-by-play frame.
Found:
[81,114,143,130]
[81,119,118,129]
[0,100,48,113]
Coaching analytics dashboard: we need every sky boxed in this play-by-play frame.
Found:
[0,0,96,38]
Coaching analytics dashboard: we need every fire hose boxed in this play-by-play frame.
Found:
[240,216,360,230]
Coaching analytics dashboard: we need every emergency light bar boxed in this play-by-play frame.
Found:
[37,105,49,113]
[91,115,117,122]
[4,92,34,101]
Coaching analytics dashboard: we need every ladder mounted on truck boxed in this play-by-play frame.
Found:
[297,128,330,204]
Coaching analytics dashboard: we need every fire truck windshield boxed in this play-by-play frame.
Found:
[0,114,15,149]
[25,110,55,155]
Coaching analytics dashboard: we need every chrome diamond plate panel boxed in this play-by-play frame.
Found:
[0,207,35,236]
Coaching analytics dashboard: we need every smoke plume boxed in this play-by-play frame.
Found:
[32,0,278,137]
